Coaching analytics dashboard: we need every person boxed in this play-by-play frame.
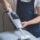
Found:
[0,0,40,38]
[16,0,40,38]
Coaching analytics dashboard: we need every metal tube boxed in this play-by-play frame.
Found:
[19,28,25,37]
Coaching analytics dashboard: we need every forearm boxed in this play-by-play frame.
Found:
[0,0,7,4]
[27,6,40,26]
[27,16,40,25]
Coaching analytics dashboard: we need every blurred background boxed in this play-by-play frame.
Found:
[0,0,17,32]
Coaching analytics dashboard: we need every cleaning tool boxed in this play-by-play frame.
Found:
[5,8,30,40]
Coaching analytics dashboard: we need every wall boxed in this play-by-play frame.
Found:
[0,0,16,32]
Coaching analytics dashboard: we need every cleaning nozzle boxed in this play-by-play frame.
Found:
[19,29,30,40]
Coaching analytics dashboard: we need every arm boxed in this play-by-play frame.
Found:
[21,1,40,28]
[22,7,40,28]
[0,0,12,11]
[26,0,40,25]
[26,7,40,25]
[0,0,7,5]
[0,0,6,3]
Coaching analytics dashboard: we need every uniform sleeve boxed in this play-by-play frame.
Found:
[37,0,40,7]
